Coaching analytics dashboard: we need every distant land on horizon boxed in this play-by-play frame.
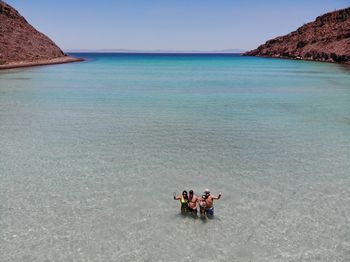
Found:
[2,0,349,70]
[65,48,246,54]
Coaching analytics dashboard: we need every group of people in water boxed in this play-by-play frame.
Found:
[173,189,222,218]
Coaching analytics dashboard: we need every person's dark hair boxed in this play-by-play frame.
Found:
[182,190,188,199]
[189,190,193,194]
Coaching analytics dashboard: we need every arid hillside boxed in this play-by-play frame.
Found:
[244,8,350,63]
[0,1,81,68]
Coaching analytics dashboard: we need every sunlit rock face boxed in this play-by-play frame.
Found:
[244,7,350,63]
[0,0,65,65]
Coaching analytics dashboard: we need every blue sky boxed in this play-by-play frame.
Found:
[6,0,350,51]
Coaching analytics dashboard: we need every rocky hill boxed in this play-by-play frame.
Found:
[0,1,81,69]
[244,7,350,63]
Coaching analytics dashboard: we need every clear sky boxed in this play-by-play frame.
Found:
[6,0,350,51]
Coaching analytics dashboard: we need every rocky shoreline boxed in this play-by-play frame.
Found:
[244,7,350,63]
[0,1,82,70]
[243,53,350,65]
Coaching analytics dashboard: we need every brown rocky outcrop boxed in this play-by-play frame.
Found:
[0,0,82,69]
[244,7,350,63]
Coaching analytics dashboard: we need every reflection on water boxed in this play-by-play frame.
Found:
[338,63,350,72]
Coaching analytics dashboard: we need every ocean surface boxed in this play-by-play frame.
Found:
[1,53,350,261]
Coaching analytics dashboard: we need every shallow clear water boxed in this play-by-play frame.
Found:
[1,54,350,261]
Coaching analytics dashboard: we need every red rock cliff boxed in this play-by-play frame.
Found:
[0,1,81,67]
[244,7,350,63]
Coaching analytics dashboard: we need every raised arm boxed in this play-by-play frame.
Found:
[173,195,181,200]
[211,192,222,200]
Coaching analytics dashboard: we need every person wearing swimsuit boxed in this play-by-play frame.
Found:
[199,195,207,217]
[204,189,222,218]
[174,190,189,214]
[188,190,199,215]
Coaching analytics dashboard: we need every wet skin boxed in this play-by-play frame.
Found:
[205,192,222,208]
[188,193,199,210]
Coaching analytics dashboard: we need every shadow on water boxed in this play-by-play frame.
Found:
[7,77,32,80]
[175,210,220,224]
[337,63,350,74]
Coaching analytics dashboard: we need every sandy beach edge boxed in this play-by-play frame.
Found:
[242,54,350,65]
[0,56,84,70]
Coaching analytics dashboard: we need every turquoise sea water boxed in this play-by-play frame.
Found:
[1,53,350,261]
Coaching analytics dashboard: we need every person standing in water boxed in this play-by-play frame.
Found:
[173,190,189,214]
[198,194,207,217]
[187,190,199,215]
[204,189,221,217]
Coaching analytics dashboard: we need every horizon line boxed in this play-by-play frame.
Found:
[64,48,247,54]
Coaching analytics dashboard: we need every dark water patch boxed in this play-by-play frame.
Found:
[337,117,350,125]
[285,70,323,74]
[336,63,350,73]
[7,77,32,80]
